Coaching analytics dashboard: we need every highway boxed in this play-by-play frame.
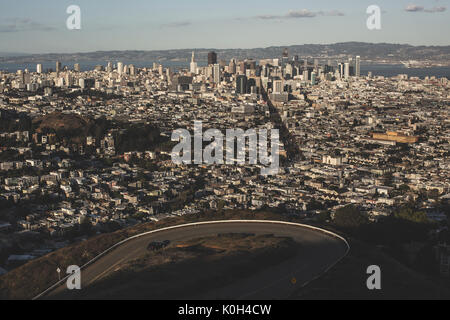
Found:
[39,220,349,300]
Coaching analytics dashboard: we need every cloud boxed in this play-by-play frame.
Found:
[0,18,55,33]
[405,4,424,12]
[424,6,446,13]
[318,10,346,17]
[405,4,446,13]
[286,9,317,18]
[160,21,192,28]
[255,9,345,20]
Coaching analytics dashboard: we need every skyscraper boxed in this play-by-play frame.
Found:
[311,72,316,85]
[36,64,42,74]
[356,56,361,78]
[213,64,220,84]
[74,63,80,72]
[344,63,350,79]
[56,61,62,73]
[229,59,236,74]
[303,70,309,82]
[208,51,217,66]
[236,75,247,94]
[282,48,289,66]
[190,51,198,74]
[117,62,123,76]
[273,80,283,94]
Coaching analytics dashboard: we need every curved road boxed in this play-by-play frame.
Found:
[40,220,349,300]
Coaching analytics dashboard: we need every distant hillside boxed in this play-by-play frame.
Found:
[1,42,450,65]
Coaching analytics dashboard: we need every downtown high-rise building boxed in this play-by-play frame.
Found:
[311,72,316,85]
[344,62,350,79]
[236,75,247,94]
[208,51,217,66]
[56,61,62,73]
[36,64,43,74]
[190,51,198,74]
[273,79,283,94]
[74,63,80,72]
[303,69,309,82]
[356,56,361,77]
[228,59,236,74]
[117,62,123,75]
[213,64,220,84]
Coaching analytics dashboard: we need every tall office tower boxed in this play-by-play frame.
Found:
[304,59,308,68]
[65,74,72,86]
[293,55,299,62]
[213,64,220,84]
[56,61,62,73]
[314,59,319,69]
[238,61,246,74]
[74,63,80,72]
[311,72,316,85]
[158,64,163,75]
[303,70,309,81]
[208,51,217,66]
[107,61,113,73]
[117,62,124,75]
[282,48,289,66]
[24,73,31,85]
[36,64,43,74]
[236,75,247,94]
[205,65,213,78]
[344,62,350,79]
[261,65,268,77]
[338,63,344,79]
[285,64,293,78]
[355,56,361,77]
[129,64,136,76]
[273,79,283,94]
[190,51,198,74]
[348,57,354,76]
[229,59,236,74]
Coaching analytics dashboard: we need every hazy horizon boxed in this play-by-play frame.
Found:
[1,0,449,54]
[1,41,450,57]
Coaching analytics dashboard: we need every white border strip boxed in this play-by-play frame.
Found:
[32,220,349,300]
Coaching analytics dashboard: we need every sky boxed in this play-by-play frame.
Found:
[0,0,449,54]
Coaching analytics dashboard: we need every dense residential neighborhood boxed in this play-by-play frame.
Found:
[0,51,449,278]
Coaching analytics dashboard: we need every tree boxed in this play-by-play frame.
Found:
[333,205,368,229]
[394,207,429,224]
[79,216,93,235]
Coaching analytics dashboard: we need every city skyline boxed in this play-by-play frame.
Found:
[0,0,449,54]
